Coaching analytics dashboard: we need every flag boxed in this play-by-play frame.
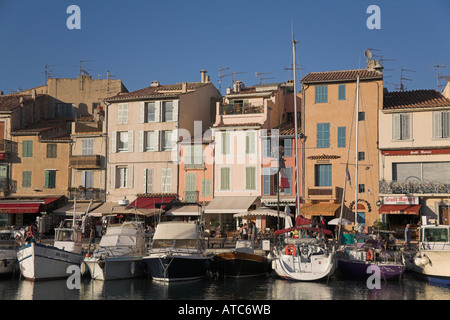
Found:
[279,158,290,189]
[346,164,351,187]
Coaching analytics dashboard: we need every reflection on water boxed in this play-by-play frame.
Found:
[0,272,449,300]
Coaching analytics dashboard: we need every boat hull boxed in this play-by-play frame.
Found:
[144,254,213,282]
[272,253,335,281]
[214,252,269,278]
[0,254,17,276]
[84,256,144,281]
[17,242,82,281]
[337,258,405,280]
[410,251,450,286]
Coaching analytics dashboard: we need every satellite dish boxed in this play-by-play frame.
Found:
[364,49,373,59]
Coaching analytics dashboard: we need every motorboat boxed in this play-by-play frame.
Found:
[270,227,336,281]
[337,232,406,280]
[17,221,84,281]
[214,240,269,278]
[143,221,214,282]
[84,221,146,280]
[0,230,22,276]
[406,224,450,286]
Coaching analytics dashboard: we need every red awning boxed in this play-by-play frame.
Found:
[127,196,176,210]
[379,204,421,215]
[274,226,334,237]
[0,203,41,214]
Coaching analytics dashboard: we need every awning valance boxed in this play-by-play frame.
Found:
[53,202,102,216]
[165,205,202,216]
[379,204,421,215]
[127,196,176,210]
[233,206,286,218]
[300,203,341,218]
[89,202,157,217]
[0,197,62,214]
[205,196,258,214]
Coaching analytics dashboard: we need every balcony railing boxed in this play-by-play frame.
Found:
[307,186,343,202]
[68,188,105,201]
[219,103,264,115]
[0,178,9,191]
[379,179,450,195]
[69,155,101,169]
[0,140,12,153]
[183,190,199,203]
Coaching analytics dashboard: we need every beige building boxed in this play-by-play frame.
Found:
[301,62,383,228]
[379,89,450,232]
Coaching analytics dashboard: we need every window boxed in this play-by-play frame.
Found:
[147,102,156,122]
[221,131,230,155]
[338,85,346,100]
[263,138,271,157]
[245,166,256,190]
[393,162,450,182]
[22,140,33,157]
[161,168,172,193]
[118,103,128,124]
[45,170,56,188]
[162,130,173,151]
[317,123,330,148]
[262,167,276,195]
[245,131,256,154]
[282,139,292,157]
[283,167,293,195]
[118,132,129,152]
[315,85,328,103]
[82,138,94,155]
[358,152,365,161]
[81,171,93,188]
[315,164,332,187]
[358,184,365,193]
[220,167,231,191]
[162,101,174,122]
[22,171,32,188]
[118,167,127,188]
[433,111,450,139]
[185,144,203,168]
[393,113,411,140]
[46,144,57,158]
[338,127,346,148]
[202,179,211,197]
[143,168,153,193]
[358,112,365,121]
[145,131,157,152]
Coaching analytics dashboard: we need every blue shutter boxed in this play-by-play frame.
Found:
[315,85,328,103]
[284,167,292,195]
[338,127,346,148]
[263,139,271,157]
[339,85,346,100]
[315,164,332,187]
[263,168,271,195]
[284,139,292,157]
[317,123,330,148]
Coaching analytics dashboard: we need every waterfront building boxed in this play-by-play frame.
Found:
[378,88,450,234]
[300,61,383,228]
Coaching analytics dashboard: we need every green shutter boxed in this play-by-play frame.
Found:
[246,166,256,190]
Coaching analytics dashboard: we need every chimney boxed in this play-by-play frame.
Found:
[200,69,207,83]
[206,75,210,83]
[0,91,3,96]
[32,89,36,100]
[151,81,160,87]
[181,82,187,93]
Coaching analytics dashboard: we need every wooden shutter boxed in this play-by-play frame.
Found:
[401,114,410,140]
[127,165,134,188]
[110,166,116,189]
[139,102,145,123]
[221,167,230,190]
[392,114,401,140]
[284,139,292,157]
[172,100,179,122]
[128,131,134,152]
[111,132,117,153]
[138,131,144,152]
[155,101,161,122]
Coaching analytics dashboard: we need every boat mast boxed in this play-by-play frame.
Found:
[292,37,301,220]
[354,75,360,230]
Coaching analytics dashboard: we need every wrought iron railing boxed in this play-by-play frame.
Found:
[379,179,450,195]
[68,188,105,201]
[219,104,264,115]
[183,190,199,203]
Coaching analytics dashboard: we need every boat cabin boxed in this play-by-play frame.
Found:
[419,225,450,250]
[151,222,203,250]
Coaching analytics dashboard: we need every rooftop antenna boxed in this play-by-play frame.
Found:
[218,67,231,92]
[284,63,305,81]
[255,72,274,84]
[43,63,61,83]
[431,63,447,91]
[399,66,415,91]
[74,59,93,76]
[231,71,246,84]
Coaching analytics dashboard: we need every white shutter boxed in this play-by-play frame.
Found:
[443,112,450,138]
[433,112,441,138]
[401,114,410,140]
[143,168,148,193]
[155,130,160,151]
[392,114,400,140]
[118,104,123,124]
[110,166,116,189]
[81,171,86,187]
[128,131,134,152]
[111,131,117,153]
[155,101,161,122]
[172,100,179,122]
[127,165,134,188]
[139,102,145,123]
[138,131,144,152]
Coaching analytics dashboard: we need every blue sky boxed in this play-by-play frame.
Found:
[0,0,449,95]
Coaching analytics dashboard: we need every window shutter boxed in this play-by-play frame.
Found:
[155,130,160,151]
[401,114,410,140]
[443,112,450,138]
[263,139,271,157]
[221,167,230,190]
[263,168,271,195]
[139,102,145,123]
[338,84,346,100]
[138,131,144,152]
[111,131,117,153]
[392,114,400,140]
[155,101,161,122]
[143,169,148,193]
[128,131,134,152]
[285,167,292,195]
[110,166,116,189]
[284,139,292,157]
[81,171,86,186]
[194,144,203,165]
[127,165,134,188]
[433,112,441,138]
[172,100,179,122]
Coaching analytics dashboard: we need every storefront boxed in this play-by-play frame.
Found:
[379,196,421,239]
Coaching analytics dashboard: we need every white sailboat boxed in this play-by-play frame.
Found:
[0,230,22,276]
[270,37,336,281]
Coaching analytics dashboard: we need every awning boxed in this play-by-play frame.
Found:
[379,204,421,215]
[53,202,102,216]
[89,202,155,217]
[300,203,341,218]
[165,205,202,216]
[205,196,258,214]
[0,203,41,214]
[127,196,176,210]
[233,206,286,218]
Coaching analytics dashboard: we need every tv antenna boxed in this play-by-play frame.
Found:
[74,59,93,76]
[430,63,447,91]
[231,71,246,84]
[218,67,230,92]
[255,72,274,84]
[42,63,61,83]
[284,63,305,80]
[398,66,415,91]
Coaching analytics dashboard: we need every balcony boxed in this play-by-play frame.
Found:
[0,139,12,154]
[69,155,101,169]
[68,188,105,201]
[307,186,343,202]
[0,178,9,191]
[379,179,450,195]
[219,103,264,115]
[183,191,199,203]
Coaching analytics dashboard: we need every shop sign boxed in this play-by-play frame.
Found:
[383,196,419,205]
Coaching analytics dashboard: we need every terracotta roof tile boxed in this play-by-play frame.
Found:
[213,122,262,128]
[11,121,68,135]
[267,122,301,136]
[383,89,450,110]
[0,94,45,112]
[302,69,382,83]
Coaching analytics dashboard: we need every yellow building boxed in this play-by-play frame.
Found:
[301,63,383,228]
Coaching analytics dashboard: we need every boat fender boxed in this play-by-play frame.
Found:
[285,245,297,256]
[272,260,277,270]
[366,249,374,261]
[414,255,429,266]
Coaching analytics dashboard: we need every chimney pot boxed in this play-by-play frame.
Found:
[200,69,207,83]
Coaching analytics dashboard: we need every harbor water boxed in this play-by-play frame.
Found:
[1,271,449,301]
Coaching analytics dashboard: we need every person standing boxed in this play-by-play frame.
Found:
[404,224,411,249]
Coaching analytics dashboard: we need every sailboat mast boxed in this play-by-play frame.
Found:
[292,37,301,220]
[354,75,360,229]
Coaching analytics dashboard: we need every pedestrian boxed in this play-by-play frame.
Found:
[239,223,248,240]
[404,224,411,249]
[95,220,102,238]
[88,226,96,252]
